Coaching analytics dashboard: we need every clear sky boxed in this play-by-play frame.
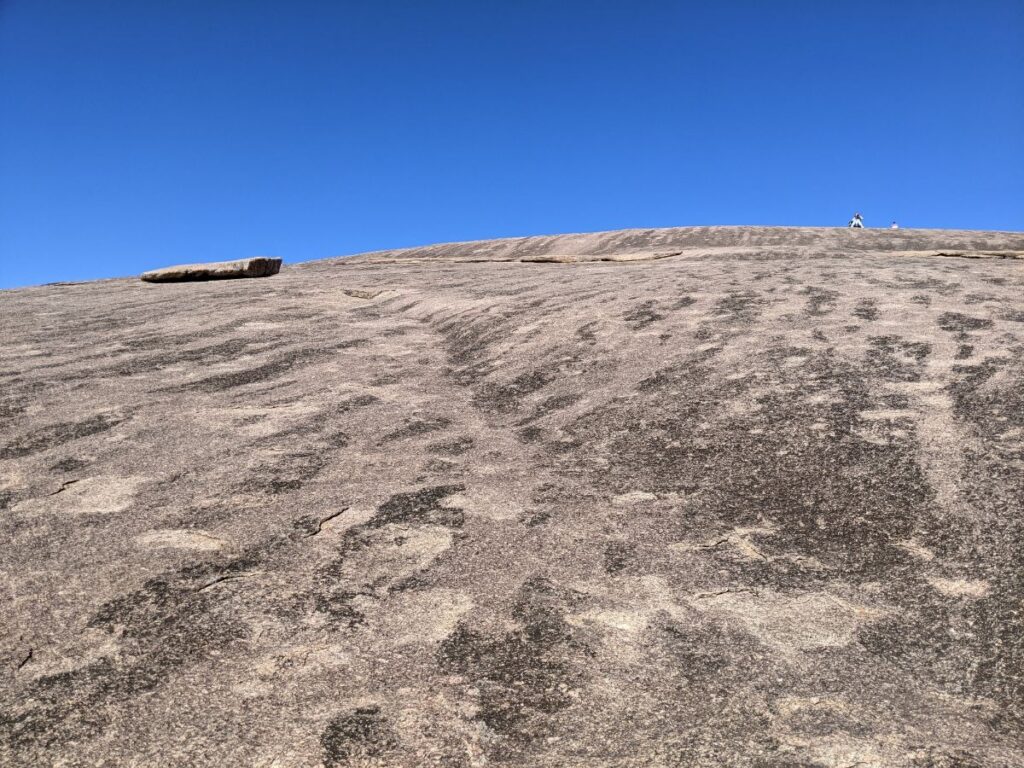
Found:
[1,1,1022,288]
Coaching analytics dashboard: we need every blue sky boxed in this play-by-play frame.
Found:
[1,1,1022,288]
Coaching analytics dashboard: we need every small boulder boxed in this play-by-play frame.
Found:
[140,257,282,283]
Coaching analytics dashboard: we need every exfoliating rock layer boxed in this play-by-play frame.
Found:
[140,256,282,282]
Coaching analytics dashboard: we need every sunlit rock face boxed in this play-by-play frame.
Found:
[2,226,1023,766]
[140,256,282,282]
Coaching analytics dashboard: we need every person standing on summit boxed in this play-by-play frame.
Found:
[848,212,865,228]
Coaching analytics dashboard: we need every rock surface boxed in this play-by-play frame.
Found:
[2,226,1023,766]
[140,256,282,282]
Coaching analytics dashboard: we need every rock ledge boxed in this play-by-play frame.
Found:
[140,257,282,282]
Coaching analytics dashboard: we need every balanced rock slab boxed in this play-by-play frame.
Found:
[140,257,282,282]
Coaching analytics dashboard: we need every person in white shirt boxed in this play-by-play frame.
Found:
[848,212,864,228]
[890,221,899,229]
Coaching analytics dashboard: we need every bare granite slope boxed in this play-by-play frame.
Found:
[1,226,1023,767]
[341,225,1024,263]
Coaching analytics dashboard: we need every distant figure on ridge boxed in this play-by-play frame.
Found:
[890,221,899,229]
[848,212,865,228]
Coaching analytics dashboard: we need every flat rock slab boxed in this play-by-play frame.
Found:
[140,257,281,282]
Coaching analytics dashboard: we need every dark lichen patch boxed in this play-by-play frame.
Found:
[769,693,867,740]
[656,618,745,684]
[326,430,351,448]
[250,405,354,444]
[437,577,586,749]
[307,485,466,624]
[576,321,599,344]
[321,707,397,767]
[312,589,371,627]
[852,585,1022,727]
[114,320,252,353]
[235,451,329,495]
[369,373,401,386]
[942,356,1024,444]
[866,336,931,381]
[528,482,581,509]
[427,436,474,456]
[387,573,431,594]
[371,485,466,529]
[517,394,582,425]
[962,293,998,305]
[881,393,910,409]
[955,344,974,360]
[853,299,879,321]
[422,458,460,474]
[602,541,634,574]
[801,286,839,316]
[693,324,716,341]
[890,276,962,295]
[342,288,384,300]
[235,414,269,426]
[622,614,782,763]
[172,340,368,393]
[1,575,248,755]
[920,352,1024,732]
[81,337,279,380]
[522,509,551,527]
[970,576,1024,733]
[175,537,281,585]
[623,301,664,330]
[380,416,452,443]
[291,514,323,537]
[445,360,497,388]
[336,394,380,412]
[937,313,993,333]
[473,370,555,413]
[181,358,295,392]
[49,457,87,473]
[714,291,764,321]
[635,347,722,393]
[437,313,509,372]
[0,396,28,425]
[672,295,696,309]
[764,344,813,366]
[90,578,219,642]
[947,358,1011,427]
[1,659,116,753]
[565,349,936,580]
[0,413,125,460]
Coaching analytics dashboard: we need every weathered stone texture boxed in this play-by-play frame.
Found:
[140,257,282,282]
[1,226,1022,766]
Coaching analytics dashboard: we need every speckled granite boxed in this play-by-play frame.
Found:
[1,226,1022,767]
